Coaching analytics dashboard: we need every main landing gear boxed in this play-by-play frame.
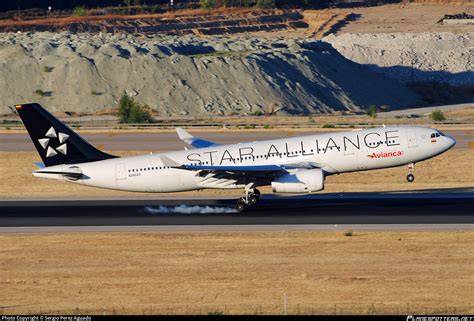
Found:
[235,186,261,212]
[406,163,415,183]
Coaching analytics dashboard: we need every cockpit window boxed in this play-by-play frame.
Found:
[431,132,442,138]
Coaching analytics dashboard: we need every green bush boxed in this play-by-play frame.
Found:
[322,124,335,128]
[344,230,353,237]
[366,105,377,118]
[73,6,87,16]
[254,110,264,116]
[430,110,446,121]
[34,89,52,97]
[43,66,54,72]
[256,0,275,8]
[263,124,273,129]
[200,0,216,10]
[118,93,155,123]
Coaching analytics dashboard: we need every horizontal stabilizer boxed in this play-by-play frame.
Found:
[34,167,83,180]
[34,162,46,168]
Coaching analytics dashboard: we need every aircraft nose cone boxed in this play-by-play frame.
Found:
[446,135,456,149]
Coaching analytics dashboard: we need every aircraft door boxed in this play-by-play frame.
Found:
[407,131,418,148]
[341,137,360,172]
[116,164,127,180]
[344,142,355,155]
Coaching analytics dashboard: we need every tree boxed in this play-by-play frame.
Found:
[118,93,154,123]
[366,105,377,118]
[430,110,446,121]
[200,0,216,10]
[256,0,275,8]
[72,6,87,16]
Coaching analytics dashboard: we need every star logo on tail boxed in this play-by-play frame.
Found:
[38,127,69,157]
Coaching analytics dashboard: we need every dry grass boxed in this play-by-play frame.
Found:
[0,231,472,315]
[0,7,266,28]
[0,148,472,199]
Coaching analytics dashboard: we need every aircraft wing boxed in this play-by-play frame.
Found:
[161,156,323,189]
[176,128,221,148]
[161,155,320,175]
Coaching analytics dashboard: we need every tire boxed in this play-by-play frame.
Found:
[406,174,415,182]
[248,194,259,206]
[253,189,261,197]
[235,200,246,212]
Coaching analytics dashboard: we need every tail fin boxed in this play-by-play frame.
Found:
[15,103,117,166]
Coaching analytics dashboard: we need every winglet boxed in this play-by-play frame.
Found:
[176,127,194,141]
[175,127,220,149]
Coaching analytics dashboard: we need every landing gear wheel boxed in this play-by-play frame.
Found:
[248,194,259,206]
[253,189,261,197]
[235,200,246,212]
[406,174,415,183]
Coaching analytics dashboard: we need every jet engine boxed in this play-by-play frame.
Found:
[271,168,324,193]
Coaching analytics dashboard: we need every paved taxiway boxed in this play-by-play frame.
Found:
[1,129,472,151]
[1,191,472,232]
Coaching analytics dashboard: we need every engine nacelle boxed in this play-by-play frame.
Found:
[271,169,324,193]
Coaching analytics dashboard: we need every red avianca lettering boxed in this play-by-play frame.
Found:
[368,151,404,159]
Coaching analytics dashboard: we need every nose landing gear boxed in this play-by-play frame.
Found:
[235,186,261,212]
[406,163,415,182]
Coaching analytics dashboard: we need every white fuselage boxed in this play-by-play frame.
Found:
[34,126,455,193]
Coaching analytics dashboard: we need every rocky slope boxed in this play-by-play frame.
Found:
[324,32,474,86]
[0,32,420,116]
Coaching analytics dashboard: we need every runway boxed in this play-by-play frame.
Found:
[1,190,473,232]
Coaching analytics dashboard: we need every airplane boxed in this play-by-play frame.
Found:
[15,103,456,211]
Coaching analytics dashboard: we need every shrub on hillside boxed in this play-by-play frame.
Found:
[118,94,155,123]
[256,0,275,8]
[200,0,216,10]
[430,110,446,121]
[366,105,377,118]
[72,6,87,16]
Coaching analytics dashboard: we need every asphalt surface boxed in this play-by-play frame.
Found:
[1,191,473,231]
[1,129,472,151]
